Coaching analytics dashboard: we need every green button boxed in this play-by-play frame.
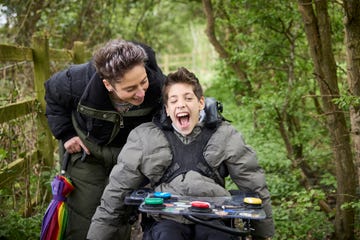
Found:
[144,197,164,205]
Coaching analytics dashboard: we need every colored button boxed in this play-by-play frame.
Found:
[153,192,171,199]
[144,197,164,205]
[244,197,262,205]
[190,201,211,209]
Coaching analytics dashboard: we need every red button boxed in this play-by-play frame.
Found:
[191,201,210,209]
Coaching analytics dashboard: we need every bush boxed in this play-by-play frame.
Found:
[0,210,43,239]
[273,189,334,240]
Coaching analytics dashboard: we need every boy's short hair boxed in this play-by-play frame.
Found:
[162,67,203,104]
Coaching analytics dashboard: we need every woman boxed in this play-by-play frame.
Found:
[44,39,165,239]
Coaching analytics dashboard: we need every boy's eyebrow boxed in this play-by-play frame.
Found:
[169,92,195,98]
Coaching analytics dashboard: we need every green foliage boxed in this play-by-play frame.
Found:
[0,164,56,239]
[340,200,360,238]
[0,147,8,167]
[273,189,334,240]
[207,0,336,177]
[1,0,206,55]
[341,200,360,211]
[0,210,43,239]
[333,95,360,110]
[108,0,205,54]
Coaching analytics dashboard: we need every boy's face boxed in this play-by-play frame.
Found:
[165,83,205,135]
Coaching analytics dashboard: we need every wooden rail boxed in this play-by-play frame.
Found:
[0,37,90,188]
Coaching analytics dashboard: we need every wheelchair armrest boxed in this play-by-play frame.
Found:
[124,188,153,206]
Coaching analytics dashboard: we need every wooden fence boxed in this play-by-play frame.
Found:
[0,37,89,195]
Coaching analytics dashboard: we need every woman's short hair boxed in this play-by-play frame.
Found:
[93,39,148,84]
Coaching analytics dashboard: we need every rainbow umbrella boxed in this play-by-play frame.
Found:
[40,152,74,240]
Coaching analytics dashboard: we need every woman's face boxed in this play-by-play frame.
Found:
[103,65,149,106]
[165,82,205,135]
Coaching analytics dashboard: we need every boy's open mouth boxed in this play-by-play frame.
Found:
[176,112,190,127]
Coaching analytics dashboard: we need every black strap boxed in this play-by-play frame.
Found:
[158,126,223,185]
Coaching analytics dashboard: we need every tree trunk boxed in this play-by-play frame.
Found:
[343,0,360,188]
[15,0,46,46]
[297,1,356,239]
[201,0,253,95]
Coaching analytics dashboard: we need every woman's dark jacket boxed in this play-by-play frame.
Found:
[44,43,165,148]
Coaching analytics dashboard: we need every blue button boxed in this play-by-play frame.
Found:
[153,192,171,199]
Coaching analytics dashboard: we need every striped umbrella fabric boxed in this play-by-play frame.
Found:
[40,152,74,240]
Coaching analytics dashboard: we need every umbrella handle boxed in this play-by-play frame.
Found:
[61,151,71,175]
[60,150,86,175]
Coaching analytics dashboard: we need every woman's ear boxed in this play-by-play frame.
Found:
[199,96,205,111]
[102,79,113,92]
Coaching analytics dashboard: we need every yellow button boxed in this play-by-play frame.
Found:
[244,197,262,205]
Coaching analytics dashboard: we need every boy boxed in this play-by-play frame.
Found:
[87,67,274,239]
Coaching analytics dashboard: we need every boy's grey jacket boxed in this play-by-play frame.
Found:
[87,121,275,239]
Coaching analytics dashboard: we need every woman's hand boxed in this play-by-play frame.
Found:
[64,136,90,154]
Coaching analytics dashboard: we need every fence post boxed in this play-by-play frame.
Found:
[32,36,54,168]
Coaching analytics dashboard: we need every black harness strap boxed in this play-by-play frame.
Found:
[159,126,224,186]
